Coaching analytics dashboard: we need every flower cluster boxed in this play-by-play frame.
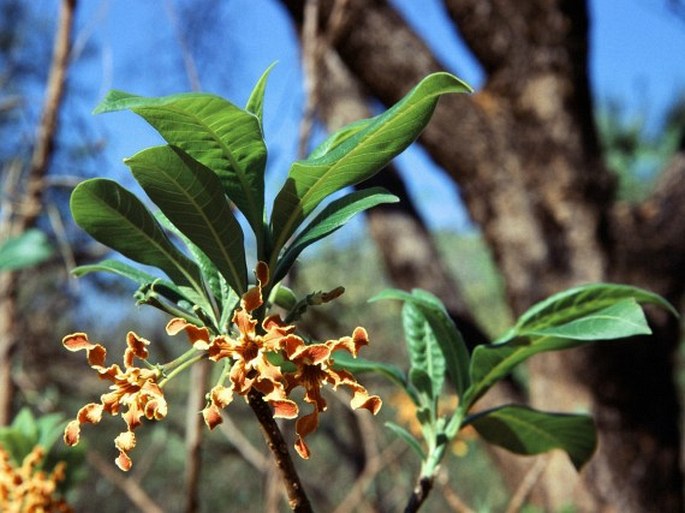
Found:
[169,262,382,459]
[63,262,380,468]
[62,331,167,471]
[0,445,72,513]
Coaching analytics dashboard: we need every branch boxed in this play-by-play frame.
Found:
[0,0,77,426]
[184,359,210,513]
[247,388,313,513]
[87,451,165,513]
[609,151,685,297]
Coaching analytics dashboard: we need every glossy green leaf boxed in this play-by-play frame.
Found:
[273,188,398,283]
[0,229,53,271]
[465,284,674,407]
[245,62,276,126]
[403,301,445,403]
[332,351,407,389]
[70,178,203,291]
[385,421,426,459]
[271,72,472,252]
[126,145,247,294]
[307,117,372,160]
[371,288,470,396]
[466,405,597,470]
[72,258,187,304]
[497,283,677,343]
[94,90,266,237]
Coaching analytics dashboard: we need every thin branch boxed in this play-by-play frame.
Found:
[505,455,550,513]
[164,0,202,91]
[218,411,269,472]
[46,203,78,292]
[184,359,210,513]
[87,451,165,513]
[247,388,314,513]
[22,0,76,231]
[297,0,353,157]
[436,471,475,513]
[0,0,77,426]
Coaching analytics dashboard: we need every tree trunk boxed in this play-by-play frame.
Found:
[280,1,685,511]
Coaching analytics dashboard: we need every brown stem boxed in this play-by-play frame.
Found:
[404,476,433,513]
[247,388,313,513]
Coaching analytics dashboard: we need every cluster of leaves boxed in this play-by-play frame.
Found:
[353,284,677,507]
[69,67,472,331]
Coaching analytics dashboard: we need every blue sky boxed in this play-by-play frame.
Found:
[63,0,685,231]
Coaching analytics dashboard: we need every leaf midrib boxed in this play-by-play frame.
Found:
[150,161,244,293]
[85,187,202,292]
[139,103,262,227]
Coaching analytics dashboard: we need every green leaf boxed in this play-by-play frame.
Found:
[466,405,597,470]
[273,188,398,283]
[245,62,276,126]
[385,421,426,459]
[70,178,203,291]
[371,288,470,396]
[72,259,188,304]
[126,145,247,294]
[498,283,678,343]
[0,229,53,271]
[403,302,445,403]
[154,211,224,303]
[270,72,472,252]
[465,284,673,407]
[94,90,266,238]
[332,351,407,389]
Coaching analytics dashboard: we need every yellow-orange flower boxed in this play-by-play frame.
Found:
[282,327,382,459]
[0,444,72,512]
[62,331,167,471]
[167,262,298,429]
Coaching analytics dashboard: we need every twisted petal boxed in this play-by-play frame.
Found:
[166,318,212,350]
[294,408,320,460]
[202,385,234,430]
[124,331,150,367]
[114,430,136,471]
[62,333,107,367]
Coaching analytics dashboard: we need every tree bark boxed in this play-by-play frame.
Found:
[280,1,684,511]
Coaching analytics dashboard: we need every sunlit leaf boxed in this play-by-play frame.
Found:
[126,145,247,294]
[466,405,597,470]
[270,72,472,253]
[70,178,203,291]
[245,62,277,127]
[273,188,398,283]
[497,283,678,343]
[465,283,676,407]
[94,90,266,238]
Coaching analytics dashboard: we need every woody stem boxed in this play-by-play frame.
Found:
[247,388,313,513]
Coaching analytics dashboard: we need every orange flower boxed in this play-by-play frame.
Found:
[167,262,298,428]
[62,331,167,471]
[282,327,382,459]
[0,445,72,512]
